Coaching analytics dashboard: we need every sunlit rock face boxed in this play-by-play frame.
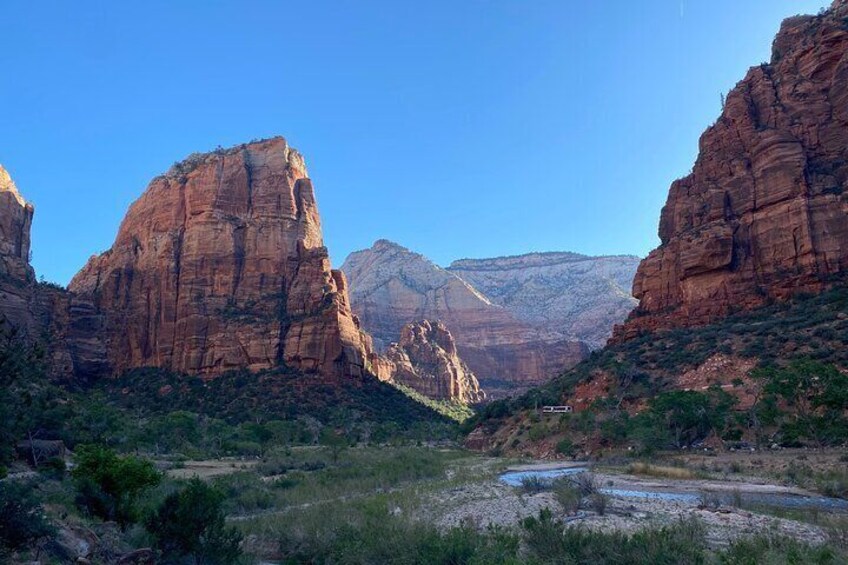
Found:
[0,165,34,284]
[448,253,639,349]
[615,1,848,340]
[69,137,373,379]
[375,320,485,404]
[342,240,589,398]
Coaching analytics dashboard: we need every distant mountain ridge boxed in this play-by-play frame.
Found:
[342,240,638,396]
[448,252,639,348]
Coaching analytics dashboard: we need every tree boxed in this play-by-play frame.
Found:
[646,389,735,449]
[754,360,848,446]
[0,323,68,468]
[0,482,53,554]
[72,445,160,528]
[319,428,349,463]
[147,478,242,565]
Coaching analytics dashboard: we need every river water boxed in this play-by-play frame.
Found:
[499,467,848,512]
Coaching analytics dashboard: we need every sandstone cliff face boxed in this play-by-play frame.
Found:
[376,320,484,404]
[615,0,848,340]
[0,166,37,332]
[342,240,589,397]
[69,137,373,379]
[0,166,34,284]
[0,166,108,381]
[448,253,639,348]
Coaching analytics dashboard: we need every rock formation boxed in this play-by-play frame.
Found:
[448,253,639,348]
[376,320,484,404]
[0,166,108,381]
[0,166,34,283]
[615,0,848,340]
[342,240,590,397]
[69,137,373,379]
[0,165,37,332]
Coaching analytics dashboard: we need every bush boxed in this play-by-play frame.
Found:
[722,532,840,563]
[556,438,575,457]
[520,475,548,494]
[72,445,160,528]
[0,482,52,553]
[147,478,243,564]
[589,492,609,515]
[522,510,708,563]
[552,479,582,514]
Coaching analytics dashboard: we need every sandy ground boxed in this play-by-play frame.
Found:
[166,459,256,479]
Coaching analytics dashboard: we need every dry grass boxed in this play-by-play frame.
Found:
[626,462,695,480]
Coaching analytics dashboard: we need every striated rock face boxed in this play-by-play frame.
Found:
[0,166,34,283]
[69,137,373,379]
[615,1,848,340]
[0,166,37,332]
[0,166,106,381]
[377,320,484,404]
[342,240,589,397]
[448,253,639,348]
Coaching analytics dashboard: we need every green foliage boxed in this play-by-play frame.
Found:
[72,445,161,528]
[0,325,70,467]
[552,479,582,514]
[720,532,840,564]
[753,360,848,446]
[275,495,522,565]
[643,389,736,449]
[470,283,848,452]
[555,438,575,457]
[96,366,458,450]
[0,481,53,554]
[147,478,243,565]
[522,509,708,564]
[319,428,349,463]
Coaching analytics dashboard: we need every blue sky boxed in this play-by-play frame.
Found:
[1,0,829,285]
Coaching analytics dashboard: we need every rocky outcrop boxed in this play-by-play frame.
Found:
[615,0,848,340]
[0,165,37,332]
[0,166,107,381]
[448,253,639,348]
[376,320,484,403]
[342,240,589,397]
[69,137,373,379]
[0,166,34,283]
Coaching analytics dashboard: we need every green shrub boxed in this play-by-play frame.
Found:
[147,478,243,565]
[0,482,53,553]
[555,438,575,457]
[520,476,548,494]
[721,532,840,563]
[72,445,160,528]
[522,510,708,564]
[552,479,582,514]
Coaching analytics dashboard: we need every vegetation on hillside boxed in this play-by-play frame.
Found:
[469,285,848,454]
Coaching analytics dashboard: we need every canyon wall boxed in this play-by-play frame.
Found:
[68,137,373,379]
[448,253,638,348]
[342,240,590,397]
[615,0,848,340]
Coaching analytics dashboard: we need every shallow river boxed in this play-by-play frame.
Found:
[499,467,848,511]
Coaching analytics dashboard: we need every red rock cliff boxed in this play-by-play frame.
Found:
[375,320,485,404]
[69,137,373,378]
[615,1,848,340]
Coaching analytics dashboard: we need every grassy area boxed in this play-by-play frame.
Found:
[625,462,698,480]
[216,446,471,514]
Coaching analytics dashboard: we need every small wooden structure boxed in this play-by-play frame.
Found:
[541,405,572,414]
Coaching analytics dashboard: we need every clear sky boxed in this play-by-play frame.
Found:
[1,0,830,285]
